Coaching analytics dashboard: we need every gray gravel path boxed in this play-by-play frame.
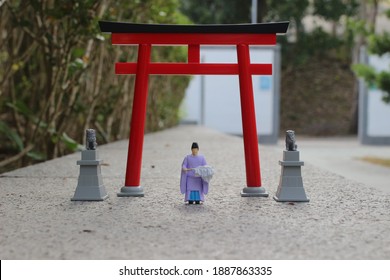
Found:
[0,125,389,259]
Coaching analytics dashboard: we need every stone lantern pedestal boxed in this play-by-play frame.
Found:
[274,150,309,202]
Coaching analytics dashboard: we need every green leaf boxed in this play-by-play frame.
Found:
[72,48,86,58]
[6,100,32,117]
[68,58,86,75]
[27,151,46,161]
[51,134,59,144]
[0,120,24,151]
[369,33,390,56]
[352,64,377,85]
[386,9,390,19]
[60,132,82,151]
[377,71,390,100]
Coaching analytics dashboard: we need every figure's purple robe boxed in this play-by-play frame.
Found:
[180,154,209,201]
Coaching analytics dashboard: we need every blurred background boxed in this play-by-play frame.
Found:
[1,0,389,173]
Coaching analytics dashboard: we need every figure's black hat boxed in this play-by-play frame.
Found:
[191,142,199,149]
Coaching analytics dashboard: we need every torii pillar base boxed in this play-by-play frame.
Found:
[241,187,269,197]
[117,186,145,197]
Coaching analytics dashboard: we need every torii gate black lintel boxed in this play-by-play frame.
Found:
[99,21,289,34]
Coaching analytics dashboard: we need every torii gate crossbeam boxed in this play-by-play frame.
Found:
[99,21,289,197]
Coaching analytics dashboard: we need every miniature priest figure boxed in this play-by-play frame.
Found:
[180,142,213,204]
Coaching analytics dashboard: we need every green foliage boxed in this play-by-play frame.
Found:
[266,0,309,36]
[369,32,390,56]
[354,63,390,103]
[353,8,390,103]
[281,27,349,66]
[0,121,23,152]
[378,71,390,103]
[303,27,344,52]
[347,18,371,36]
[0,0,192,171]
[60,132,84,151]
[313,0,359,21]
[0,120,46,162]
[266,0,309,22]
[352,64,377,85]
[179,0,254,24]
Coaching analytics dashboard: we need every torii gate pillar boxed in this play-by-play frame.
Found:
[99,21,289,198]
[237,43,265,196]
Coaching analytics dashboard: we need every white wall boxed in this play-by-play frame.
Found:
[181,46,276,137]
[367,54,390,137]
[359,47,390,145]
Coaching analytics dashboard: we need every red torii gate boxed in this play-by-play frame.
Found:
[99,21,289,197]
